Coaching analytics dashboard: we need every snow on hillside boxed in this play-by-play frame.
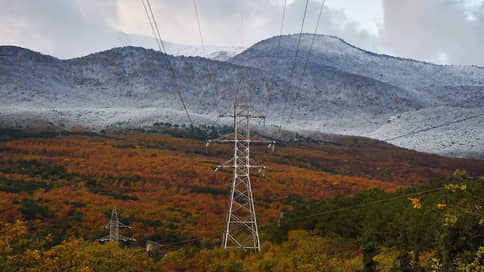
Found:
[102,31,245,61]
[231,34,484,107]
[0,33,483,158]
[162,41,244,61]
[368,107,484,159]
[229,34,484,158]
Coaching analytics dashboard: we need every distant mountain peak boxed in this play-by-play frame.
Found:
[0,46,58,62]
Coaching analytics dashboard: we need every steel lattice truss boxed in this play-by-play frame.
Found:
[97,206,135,243]
[208,79,275,251]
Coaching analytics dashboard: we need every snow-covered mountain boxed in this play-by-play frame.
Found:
[110,32,245,61]
[230,34,484,158]
[0,34,483,158]
[231,34,484,108]
[162,41,244,61]
[0,45,285,129]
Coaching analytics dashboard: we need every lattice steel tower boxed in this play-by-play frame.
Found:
[208,79,274,251]
[97,206,135,243]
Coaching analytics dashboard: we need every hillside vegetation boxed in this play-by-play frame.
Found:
[0,129,484,271]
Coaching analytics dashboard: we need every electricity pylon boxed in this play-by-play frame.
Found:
[97,206,136,243]
[207,79,275,252]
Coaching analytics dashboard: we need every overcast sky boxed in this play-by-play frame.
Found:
[1,0,483,65]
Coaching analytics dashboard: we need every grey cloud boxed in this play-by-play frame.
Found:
[0,0,376,59]
[381,0,484,65]
[1,0,483,65]
[189,0,379,50]
[0,0,124,58]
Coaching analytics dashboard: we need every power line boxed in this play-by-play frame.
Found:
[149,109,483,248]
[150,178,481,248]
[277,0,309,136]
[273,179,482,228]
[275,0,288,63]
[369,97,484,143]
[272,0,288,79]
[262,0,288,117]
[141,0,193,125]
[142,0,167,54]
[193,0,206,59]
[155,234,218,247]
[285,0,327,128]
[138,0,483,249]
[261,113,484,222]
[282,187,445,221]
[382,112,484,142]
[274,93,482,146]
[141,0,162,52]
[192,0,219,113]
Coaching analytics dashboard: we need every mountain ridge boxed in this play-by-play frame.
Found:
[0,33,482,158]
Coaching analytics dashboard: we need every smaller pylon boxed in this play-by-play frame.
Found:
[97,206,136,243]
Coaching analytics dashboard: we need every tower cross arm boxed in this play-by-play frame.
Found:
[249,158,264,167]
[103,222,131,229]
[218,114,266,119]
[117,223,131,229]
[215,158,235,169]
[119,235,137,242]
[207,139,276,144]
[216,164,265,169]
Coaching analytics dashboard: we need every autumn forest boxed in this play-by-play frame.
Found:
[1,127,484,271]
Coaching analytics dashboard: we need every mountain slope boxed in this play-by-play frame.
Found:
[0,45,420,131]
[0,33,483,158]
[230,34,484,107]
[230,34,484,157]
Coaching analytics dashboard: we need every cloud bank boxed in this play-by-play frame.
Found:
[0,0,483,65]
[381,0,484,65]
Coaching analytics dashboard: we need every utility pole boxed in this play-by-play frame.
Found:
[97,206,136,243]
[207,79,275,252]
